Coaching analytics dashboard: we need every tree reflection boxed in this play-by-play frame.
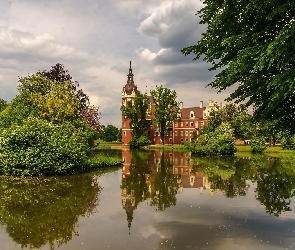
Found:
[121,150,181,232]
[252,155,295,216]
[192,156,252,198]
[0,173,102,249]
[192,154,295,216]
[150,152,181,211]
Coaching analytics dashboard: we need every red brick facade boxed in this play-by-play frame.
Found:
[121,62,221,145]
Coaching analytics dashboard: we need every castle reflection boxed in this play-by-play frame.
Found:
[120,150,213,231]
[121,150,295,231]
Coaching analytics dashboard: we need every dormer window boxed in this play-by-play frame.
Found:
[190,111,195,118]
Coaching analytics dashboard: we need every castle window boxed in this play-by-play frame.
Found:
[185,131,188,136]
[123,131,126,136]
[190,122,194,127]
[180,131,183,136]
[185,122,188,127]
[175,131,178,136]
[201,121,204,128]
[180,122,183,127]
[175,122,178,127]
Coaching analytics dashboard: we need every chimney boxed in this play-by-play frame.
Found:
[179,101,183,109]
[200,101,203,108]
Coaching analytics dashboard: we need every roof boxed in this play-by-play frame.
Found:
[124,83,137,95]
[180,107,205,119]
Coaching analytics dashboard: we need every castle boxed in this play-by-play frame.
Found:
[121,62,221,145]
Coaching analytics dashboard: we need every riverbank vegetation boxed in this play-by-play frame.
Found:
[0,64,122,177]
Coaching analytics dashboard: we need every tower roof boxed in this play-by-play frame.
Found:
[123,61,138,95]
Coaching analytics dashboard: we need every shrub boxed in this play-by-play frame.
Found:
[189,122,236,155]
[129,134,151,148]
[250,136,266,153]
[0,117,88,176]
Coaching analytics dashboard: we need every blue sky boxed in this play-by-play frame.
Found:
[0,0,232,126]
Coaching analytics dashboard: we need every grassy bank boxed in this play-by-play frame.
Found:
[143,144,189,152]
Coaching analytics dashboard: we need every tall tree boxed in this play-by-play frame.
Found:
[150,85,179,144]
[182,0,295,134]
[101,124,119,142]
[37,63,90,111]
[121,92,150,146]
[35,63,100,130]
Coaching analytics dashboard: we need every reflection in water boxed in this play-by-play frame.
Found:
[0,174,102,249]
[252,155,295,216]
[121,150,295,231]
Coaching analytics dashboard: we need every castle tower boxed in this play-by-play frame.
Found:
[122,61,138,144]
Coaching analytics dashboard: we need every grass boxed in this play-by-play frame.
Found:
[93,140,122,149]
[143,144,190,152]
[235,145,295,158]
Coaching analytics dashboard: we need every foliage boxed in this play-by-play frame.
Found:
[206,103,252,140]
[99,124,120,142]
[182,0,295,134]
[37,63,90,111]
[0,117,89,176]
[150,85,179,144]
[0,92,38,131]
[250,136,266,153]
[129,134,151,148]
[0,98,8,113]
[117,128,122,142]
[189,122,237,155]
[36,63,100,130]
[80,105,101,131]
[121,92,150,147]
[281,134,295,150]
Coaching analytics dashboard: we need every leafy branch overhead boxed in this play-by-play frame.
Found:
[182,0,295,133]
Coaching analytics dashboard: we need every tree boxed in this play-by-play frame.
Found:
[150,86,179,144]
[101,124,119,142]
[205,103,252,140]
[182,1,295,134]
[20,64,100,130]
[37,63,90,110]
[121,92,151,147]
[0,98,8,113]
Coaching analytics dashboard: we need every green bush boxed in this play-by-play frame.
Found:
[250,136,266,153]
[0,117,88,176]
[129,134,151,148]
[189,122,236,155]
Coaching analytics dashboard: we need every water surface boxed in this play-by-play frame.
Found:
[1,150,295,249]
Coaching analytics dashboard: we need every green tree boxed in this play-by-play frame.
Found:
[206,103,252,140]
[0,98,8,113]
[150,85,179,144]
[182,0,295,134]
[101,124,119,142]
[121,92,151,147]
[189,122,237,155]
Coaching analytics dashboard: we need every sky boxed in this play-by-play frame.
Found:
[0,0,233,127]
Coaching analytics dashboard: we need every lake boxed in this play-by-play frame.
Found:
[0,149,295,250]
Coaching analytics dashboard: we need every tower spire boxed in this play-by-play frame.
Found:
[127,61,134,83]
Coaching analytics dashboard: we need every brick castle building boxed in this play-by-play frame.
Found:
[121,62,221,145]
